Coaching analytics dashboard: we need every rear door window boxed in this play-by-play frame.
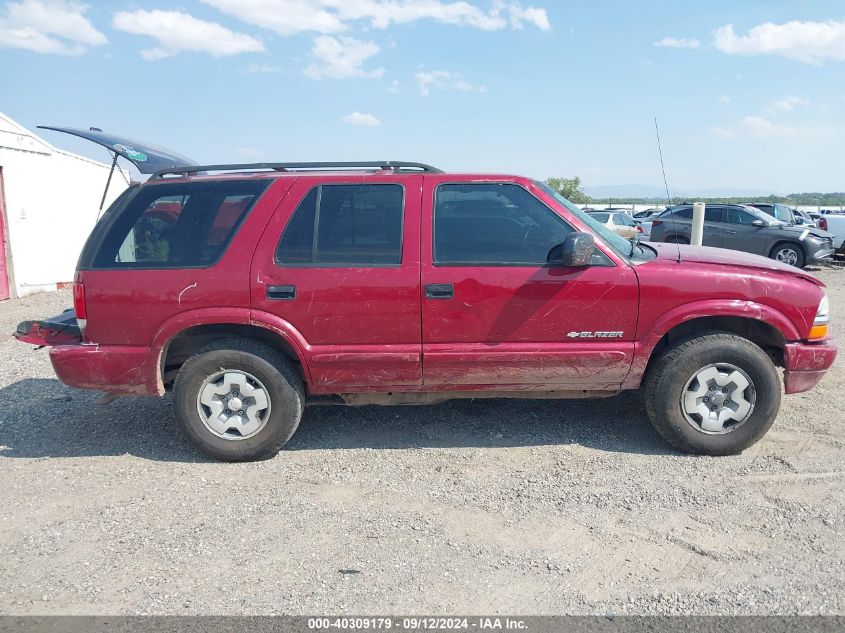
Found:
[276,184,404,266]
[94,179,269,268]
[705,207,725,222]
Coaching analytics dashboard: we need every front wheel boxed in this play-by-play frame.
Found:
[173,338,304,461]
[770,242,805,268]
[643,333,781,455]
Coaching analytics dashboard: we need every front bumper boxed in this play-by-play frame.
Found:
[783,340,837,394]
[806,246,835,265]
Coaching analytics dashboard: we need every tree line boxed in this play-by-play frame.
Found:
[544,177,845,207]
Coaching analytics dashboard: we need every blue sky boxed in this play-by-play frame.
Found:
[1,0,843,194]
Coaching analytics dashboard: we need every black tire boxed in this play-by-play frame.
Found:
[769,242,805,268]
[666,235,689,244]
[643,333,781,456]
[173,338,304,461]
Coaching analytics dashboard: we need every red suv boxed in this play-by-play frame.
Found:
[15,130,837,461]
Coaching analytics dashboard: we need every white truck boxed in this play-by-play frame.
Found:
[818,215,845,255]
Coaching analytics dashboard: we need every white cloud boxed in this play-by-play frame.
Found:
[112,9,264,60]
[0,0,106,55]
[772,95,809,112]
[304,35,384,79]
[741,115,797,138]
[200,0,550,36]
[718,95,731,104]
[709,125,738,140]
[654,36,700,49]
[242,62,282,73]
[416,69,485,96]
[341,112,382,127]
[714,20,845,64]
[388,79,400,93]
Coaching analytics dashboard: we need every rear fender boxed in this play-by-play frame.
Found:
[151,307,313,392]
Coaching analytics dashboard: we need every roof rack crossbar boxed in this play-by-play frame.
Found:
[151,161,443,179]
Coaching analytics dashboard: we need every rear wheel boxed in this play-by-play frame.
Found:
[173,338,304,461]
[643,333,781,455]
[770,242,805,268]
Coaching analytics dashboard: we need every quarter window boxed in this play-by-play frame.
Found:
[95,179,269,268]
[276,184,404,266]
[434,183,573,265]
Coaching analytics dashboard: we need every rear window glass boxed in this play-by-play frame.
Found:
[94,180,269,268]
[276,184,404,266]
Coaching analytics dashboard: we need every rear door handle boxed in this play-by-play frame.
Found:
[725,230,737,234]
[267,285,296,301]
[425,284,454,300]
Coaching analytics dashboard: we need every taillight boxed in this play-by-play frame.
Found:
[651,220,663,227]
[73,282,88,330]
[637,225,644,233]
[819,218,828,231]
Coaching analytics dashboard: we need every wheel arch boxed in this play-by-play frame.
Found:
[152,309,313,392]
[624,300,798,389]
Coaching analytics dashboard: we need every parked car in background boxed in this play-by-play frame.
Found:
[817,214,845,255]
[745,203,819,228]
[634,208,665,221]
[794,209,818,228]
[587,211,642,239]
[650,204,835,268]
[744,202,797,224]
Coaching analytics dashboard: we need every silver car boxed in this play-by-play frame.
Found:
[650,204,835,267]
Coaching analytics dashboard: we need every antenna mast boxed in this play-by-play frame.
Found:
[654,118,672,207]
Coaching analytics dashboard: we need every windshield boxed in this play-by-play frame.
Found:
[744,205,785,226]
[533,182,632,258]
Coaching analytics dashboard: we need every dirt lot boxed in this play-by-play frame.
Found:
[0,270,842,616]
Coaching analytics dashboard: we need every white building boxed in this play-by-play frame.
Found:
[0,112,129,299]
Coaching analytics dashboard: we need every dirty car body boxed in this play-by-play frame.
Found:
[14,130,837,461]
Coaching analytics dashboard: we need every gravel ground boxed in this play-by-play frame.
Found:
[0,270,842,616]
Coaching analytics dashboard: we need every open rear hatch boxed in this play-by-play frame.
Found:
[37,126,198,174]
[15,310,82,346]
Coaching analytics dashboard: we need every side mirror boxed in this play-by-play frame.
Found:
[751,219,765,227]
[548,232,595,267]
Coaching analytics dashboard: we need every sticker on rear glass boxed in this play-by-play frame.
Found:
[114,144,147,162]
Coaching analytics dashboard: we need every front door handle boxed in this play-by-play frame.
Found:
[725,230,737,234]
[267,285,296,301]
[425,284,454,300]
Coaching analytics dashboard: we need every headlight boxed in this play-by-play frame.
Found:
[810,292,829,340]
[816,293,830,325]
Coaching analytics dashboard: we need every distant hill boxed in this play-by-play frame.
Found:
[583,184,782,200]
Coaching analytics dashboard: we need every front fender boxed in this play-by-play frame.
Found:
[622,299,800,389]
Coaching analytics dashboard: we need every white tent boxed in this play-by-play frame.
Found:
[0,112,130,299]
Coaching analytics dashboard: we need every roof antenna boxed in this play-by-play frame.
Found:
[654,118,672,207]
[654,117,680,262]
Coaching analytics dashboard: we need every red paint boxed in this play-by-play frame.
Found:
[0,168,10,301]
[251,174,424,388]
[14,170,837,399]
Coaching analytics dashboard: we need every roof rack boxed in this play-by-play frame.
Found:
[151,161,443,179]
